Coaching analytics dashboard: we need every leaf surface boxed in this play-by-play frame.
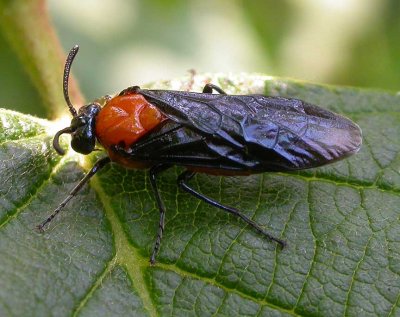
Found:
[0,75,399,317]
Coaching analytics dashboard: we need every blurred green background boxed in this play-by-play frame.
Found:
[1,0,399,118]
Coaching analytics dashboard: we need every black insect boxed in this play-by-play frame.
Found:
[38,45,362,264]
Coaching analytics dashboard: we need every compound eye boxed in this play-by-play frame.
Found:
[70,116,87,130]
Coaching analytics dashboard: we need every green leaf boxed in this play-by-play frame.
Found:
[0,75,399,317]
[0,0,85,118]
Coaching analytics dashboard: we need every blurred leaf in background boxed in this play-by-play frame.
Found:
[0,31,44,116]
[1,0,399,114]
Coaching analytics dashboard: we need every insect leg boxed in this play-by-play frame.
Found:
[37,157,111,231]
[177,170,286,248]
[202,83,227,94]
[118,85,140,96]
[149,164,173,265]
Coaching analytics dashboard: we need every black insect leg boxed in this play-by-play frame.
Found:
[37,157,111,231]
[202,83,227,94]
[149,164,172,265]
[118,85,141,96]
[177,170,287,248]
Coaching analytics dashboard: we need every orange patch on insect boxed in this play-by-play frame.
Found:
[95,94,166,149]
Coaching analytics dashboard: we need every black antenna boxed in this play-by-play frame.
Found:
[52,127,74,155]
[63,45,80,117]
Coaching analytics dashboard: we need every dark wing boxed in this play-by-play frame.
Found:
[138,89,362,170]
[119,121,262,172]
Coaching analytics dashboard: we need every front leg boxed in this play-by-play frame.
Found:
[37,157,111,231]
